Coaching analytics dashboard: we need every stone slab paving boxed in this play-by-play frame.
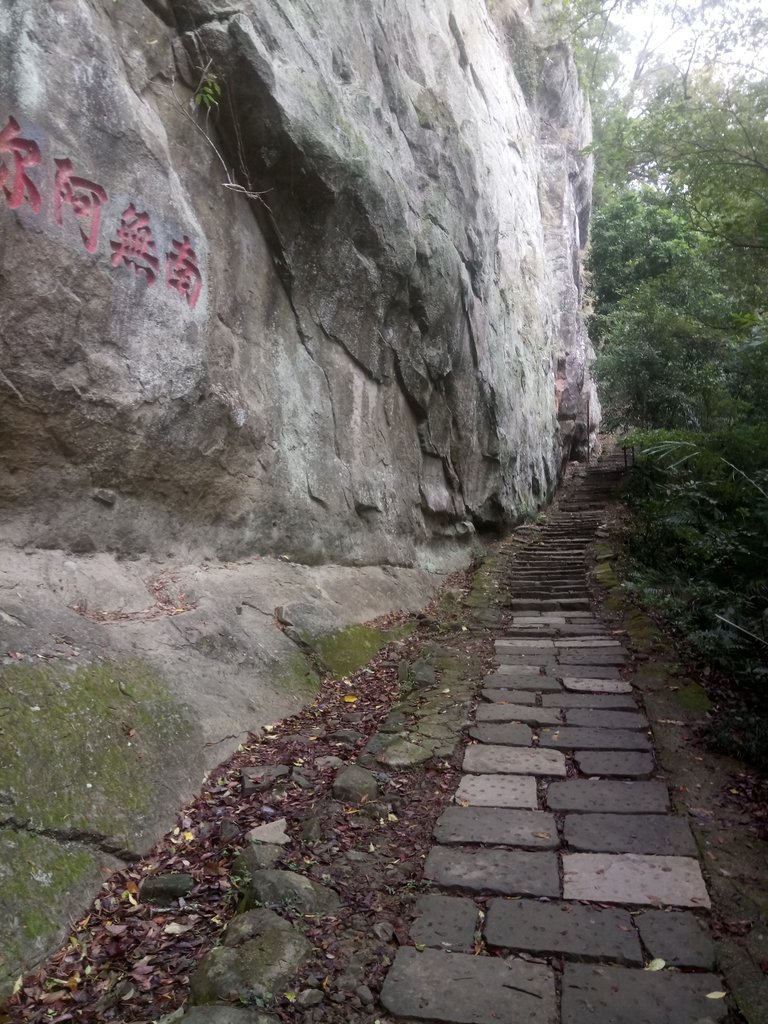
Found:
[574,750,655,778]
[561,964,726,1024]
[554,649,629,664]
[542,692,637,708]
[540,727,652,751]
[547,779,669,813]
[562,675,632,691]
[563,853,711,907]
[434,807,558,848]
[480,689,537,704]
[478,702,562,725]
[633,909,716,968]
[468,723,535,745]
[380,461,725,1024]
[454,774,538,808]
[484,673,562,691]
[484,899,643,965]
[410,895,478,951]
[565,709,649,729]
[495,638,556,649]
[564,813,698,855]
[559,665,624,679]
[475,703,544,724]
[381,947,556,1024]
[424,846,560,895]
[464,744,567,776]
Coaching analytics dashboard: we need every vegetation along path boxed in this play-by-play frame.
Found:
[8,448,754,1024]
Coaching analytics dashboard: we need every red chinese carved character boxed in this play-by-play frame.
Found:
[0,116,41,213]
[110,204,159,284]
[166,235,202,309]
[54,157,107,254]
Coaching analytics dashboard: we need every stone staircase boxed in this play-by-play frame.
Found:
[380,450,726,1024]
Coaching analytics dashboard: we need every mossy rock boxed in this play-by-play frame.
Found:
[0,830,120,1001]
[0,658,203,997]
[273,650,320,699]
[237,870,339,916]
[189,909,310,1006]
[311,623,413,678]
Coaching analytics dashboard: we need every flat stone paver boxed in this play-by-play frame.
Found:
[561,963,726,1024]
[565,709,648,730]
[476,704,542,725]
[425,846,560,896]
[469,723,534,746]
[381,947,556,1024]
[411,895,478,951]
[495,639,555,649]
[574,751,655,778]
[539,727,652,751]
[562,853,711,907]
[490,663,546,676]
[484,674,562,691]
[478,703,562,725]
[481,689,537,704]
[542,692,637,708]
[434,807,558,848]
[561,675,631,691]
[633,909,716,969]
[559,666,624,680]
[547,780,669,813]
[484,899,643,965]
[564,813,698,855]
[556,638,623,647]
[464,745,566,776]
[557,650,628,665]
[454,774,538,809]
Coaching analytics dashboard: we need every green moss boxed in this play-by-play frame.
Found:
[594,563,620,588]
[312,624,414,678]
[273,650,321,699]
[0,829,107,1000]
[0,659,199,841]
[675,683,714,712]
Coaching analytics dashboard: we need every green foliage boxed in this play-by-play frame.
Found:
[618,431,768,769]
[194,69,221,110]
[580,0,768,772]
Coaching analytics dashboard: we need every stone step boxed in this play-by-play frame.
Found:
[424,846,560,896]
[454,774,538,809]
[565,709,649,730]
[547,779,669,813]
[541,692,637,708]
[539,727,652,751]
[469,722,533,745]
[484,899,643,965]
[464,744,566,776]
[574,751,655,777]
[562,674,632,691]
[562,854,711,908]
[381,947,556,1024]
[434,807,558,848]
[477,702,562,725]
[564,813,697,856]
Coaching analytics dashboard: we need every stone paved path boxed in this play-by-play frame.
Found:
[381,452,725,1024]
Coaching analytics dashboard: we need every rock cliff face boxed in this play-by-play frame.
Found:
[0,0,597,566]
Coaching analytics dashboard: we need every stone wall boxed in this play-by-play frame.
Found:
[0,0,598,567]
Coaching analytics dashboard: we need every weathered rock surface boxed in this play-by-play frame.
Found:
[0,0,596,567]
[189,908,310,1005]
[0,0,597,996]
